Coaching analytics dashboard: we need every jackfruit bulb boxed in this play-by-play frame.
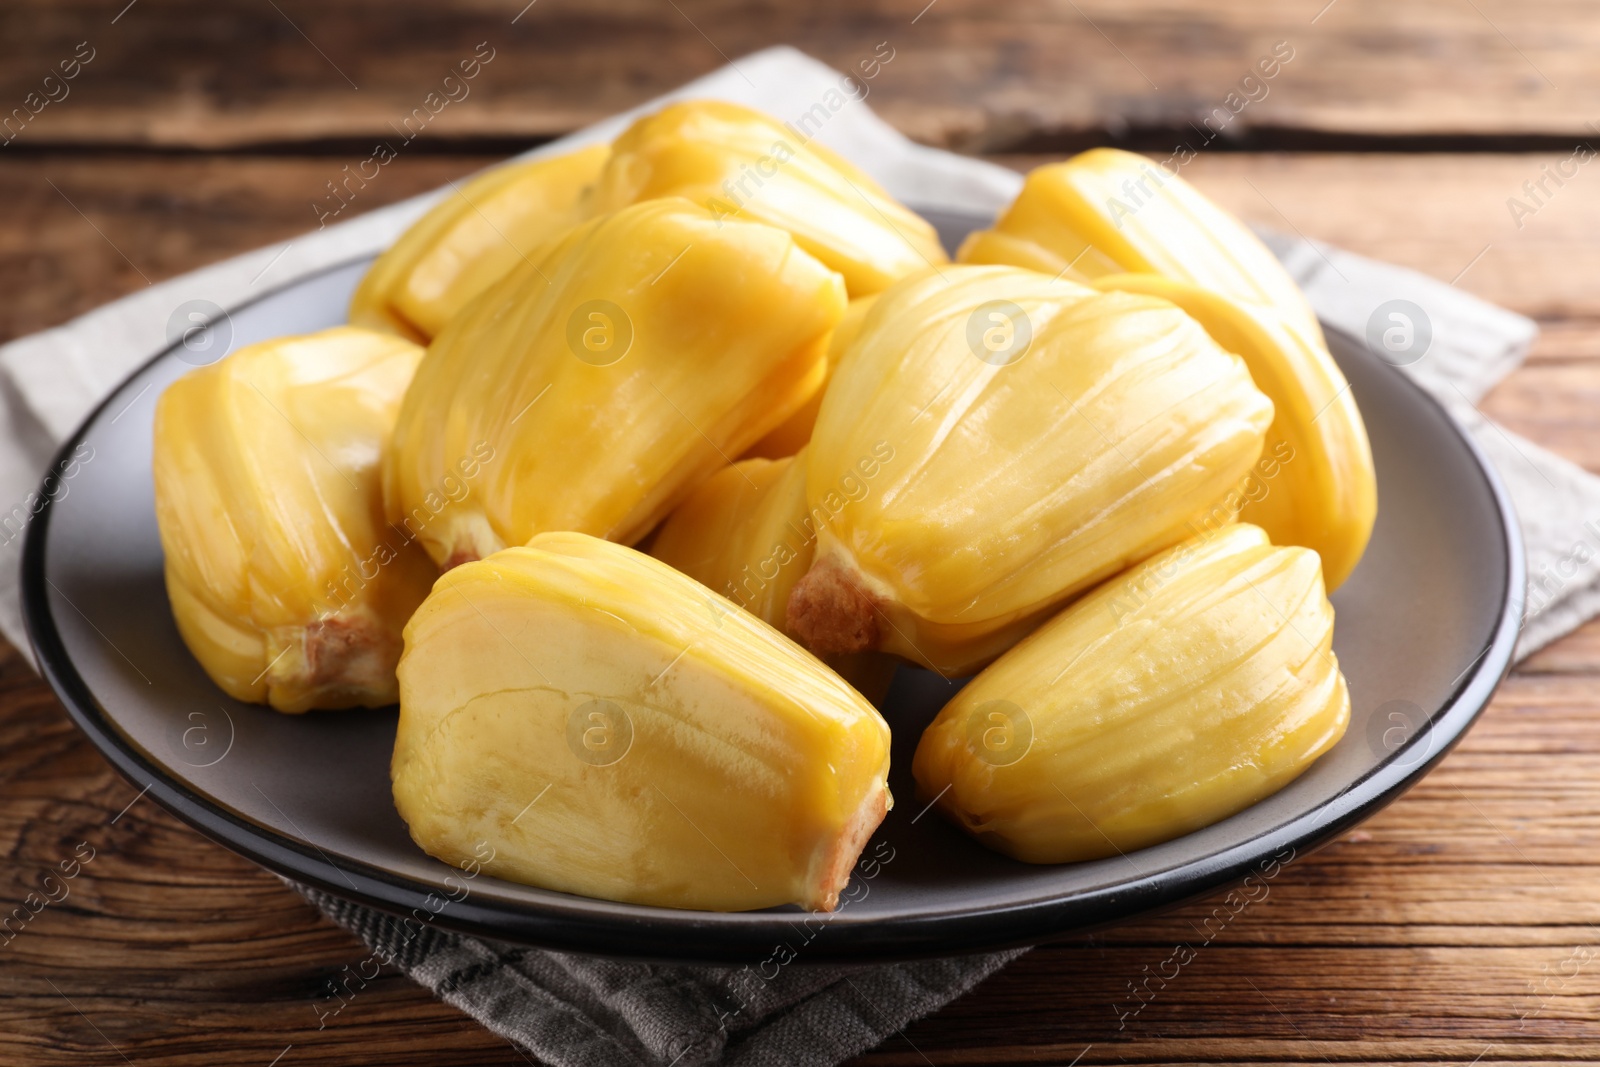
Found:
[152,326,439,713]
[590,100,946,296]
[651,452,812,630]
[1089,274,1376,590]
[959,150,1376,587]
[392,532,892,912]
[384,196,846,568]
[913,523,1349,863]
[958,148,1320,334]
[786,264,1275,676]
[650,448,898,703]
[350,144,609,342]
[746,293,879,460]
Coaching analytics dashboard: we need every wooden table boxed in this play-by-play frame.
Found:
[4,2,1600,1062]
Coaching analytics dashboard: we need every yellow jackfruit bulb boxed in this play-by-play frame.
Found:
[152,326,439,713]
[913,523,1350,863]
[652,452,810,628]
[958,149,1319,336]
[1090,274,1376,589]
[786,264,1275,677]
[957,227,1111,277]
[650,449,896,703]
[350,144,609,341]
[385,197,847,568]
[746,294,879,460]
[589,100,946,296]
[391,532,892,912]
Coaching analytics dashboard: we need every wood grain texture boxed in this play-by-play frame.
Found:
[0,154,494,346]
[1,0,1599,152]
[4,9,1600,1061]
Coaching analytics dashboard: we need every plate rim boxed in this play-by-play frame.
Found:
[19,253,1528,964]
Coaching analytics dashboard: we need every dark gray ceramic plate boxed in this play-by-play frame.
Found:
[22,209,1524,963]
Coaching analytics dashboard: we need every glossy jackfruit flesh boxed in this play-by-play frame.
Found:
[652,452,811,629]
[152,326,439,713]
[957,149,1320,334]
[1089,274,1376,590]
[650,449,897,703]
[746,294,879,460]
[589,100,946,296]
[350,144,609,342]
[786,264,1275,676]
[385,196,846,568]
[913,523,1349,863]
[391,532,892,912]
[955,151,1376,586]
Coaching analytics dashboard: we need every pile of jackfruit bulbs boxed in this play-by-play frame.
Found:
[152,100,1375,913]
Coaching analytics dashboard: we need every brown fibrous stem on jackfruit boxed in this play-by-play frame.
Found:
[295,614,399,702]
[444,547,479,571]
[807,782,889,911]
[786,557,881,655]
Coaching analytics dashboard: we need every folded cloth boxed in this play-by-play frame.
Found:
[1,45,1594,1067]
[299,883,1023,1067]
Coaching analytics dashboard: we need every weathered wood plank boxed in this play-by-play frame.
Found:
[1521,618,1600,674]
[1480,363,1600,472]
[0,154,493,345]
[1527,321,1600,365]
[2,0,1599,151]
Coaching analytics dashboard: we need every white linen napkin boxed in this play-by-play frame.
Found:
[3,46,1593,1067]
